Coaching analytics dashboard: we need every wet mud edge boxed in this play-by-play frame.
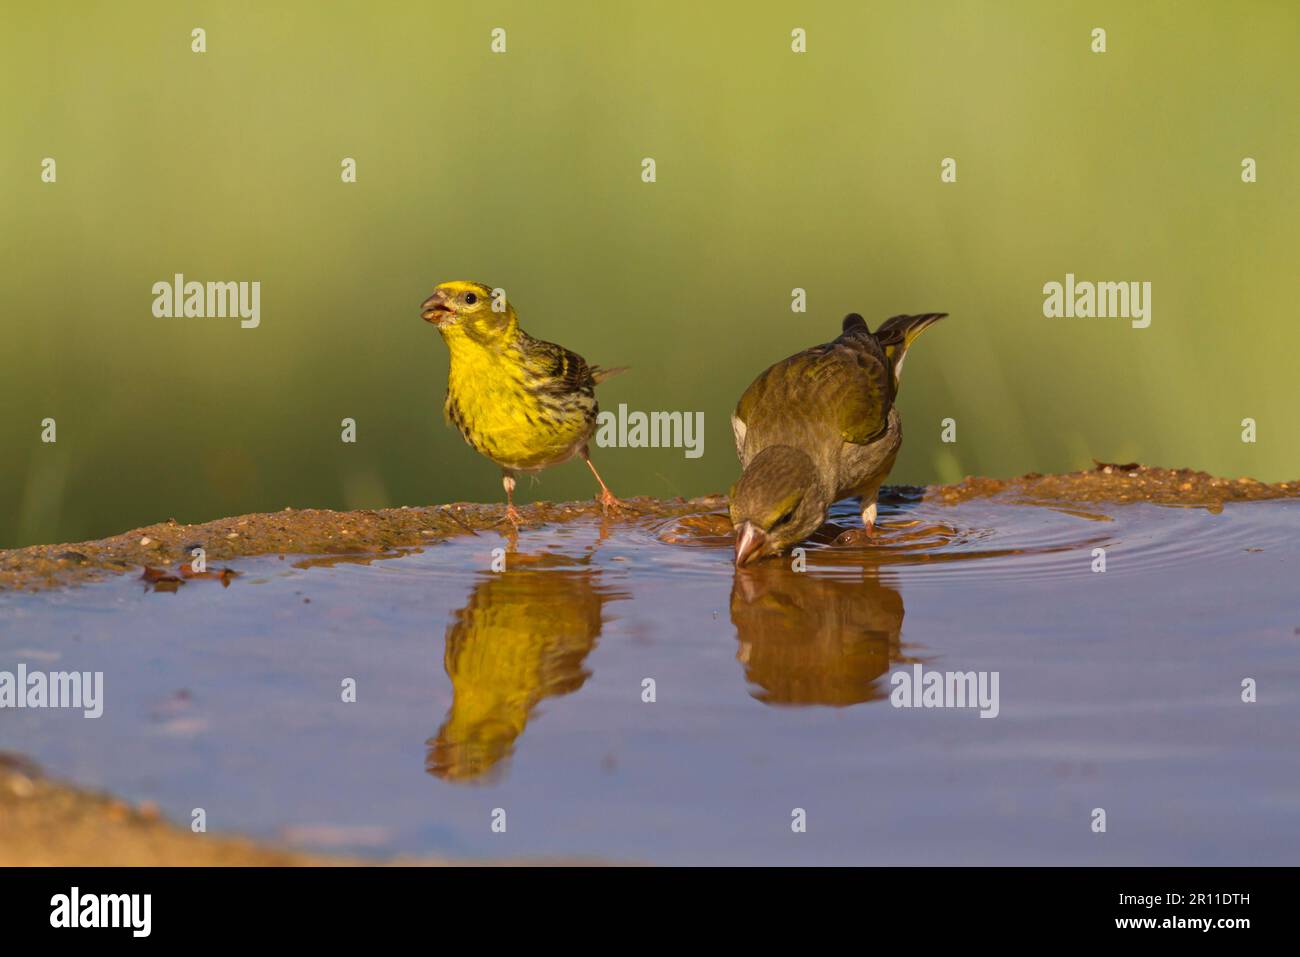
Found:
[0,755,607,866]
[2,464,1297,593]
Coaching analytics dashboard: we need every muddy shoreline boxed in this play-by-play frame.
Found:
[0,755,353,866]
[0,496,728,593]
[0,756,607,866]
[1,464,1295,593]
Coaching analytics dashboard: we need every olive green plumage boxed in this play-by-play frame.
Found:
[730,312,948,565]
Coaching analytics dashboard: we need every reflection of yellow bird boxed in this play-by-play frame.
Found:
[427,569,613,782]
[730,565,906,706]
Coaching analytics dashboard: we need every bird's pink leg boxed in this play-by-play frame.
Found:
[502,472,523,526]
[862,499,879,537]
[583,453,622,514]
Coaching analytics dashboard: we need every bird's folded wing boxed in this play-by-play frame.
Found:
[734,339,891,452]
[819,342,892,445]
[525,340,596,397]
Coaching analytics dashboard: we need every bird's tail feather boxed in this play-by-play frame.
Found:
[873,313,948,380]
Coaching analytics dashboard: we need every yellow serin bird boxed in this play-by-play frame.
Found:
[730,311,948,566]
[421,280,623,523]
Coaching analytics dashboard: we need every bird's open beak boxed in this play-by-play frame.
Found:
[421,291,454,326]
[734,521,767,567]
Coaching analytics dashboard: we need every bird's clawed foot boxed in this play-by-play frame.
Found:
[832,527,877,547]
[831,499,881,545]
[501,473,525,528]
[583,453,627,517]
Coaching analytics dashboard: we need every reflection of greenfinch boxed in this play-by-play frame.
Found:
[730,565,905,706]
[730,312,947,565]
[420,280,624,524]
[427,570,609,782]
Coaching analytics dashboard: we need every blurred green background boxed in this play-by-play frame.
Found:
[2,1,1297,548]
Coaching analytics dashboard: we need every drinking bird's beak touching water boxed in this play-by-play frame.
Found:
[734,521,768,567]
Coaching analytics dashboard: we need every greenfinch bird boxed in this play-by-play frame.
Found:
[729,311,948,565]
[420,280,624,523]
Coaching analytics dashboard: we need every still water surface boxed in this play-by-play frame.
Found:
[2,492,1297,864]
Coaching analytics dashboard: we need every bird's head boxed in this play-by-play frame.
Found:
[421,280,516,343]
[729,445,829,567]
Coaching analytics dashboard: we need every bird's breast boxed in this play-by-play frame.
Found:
[445,346,594,470]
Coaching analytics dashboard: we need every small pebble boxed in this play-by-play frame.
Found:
[139,536,152,546]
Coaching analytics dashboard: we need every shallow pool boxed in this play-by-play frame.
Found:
[2,491,1297,864]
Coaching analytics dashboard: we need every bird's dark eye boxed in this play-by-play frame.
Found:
[464,292,477,305]
[773,508,796,528]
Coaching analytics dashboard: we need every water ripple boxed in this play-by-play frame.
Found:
[647,495,1298,586]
